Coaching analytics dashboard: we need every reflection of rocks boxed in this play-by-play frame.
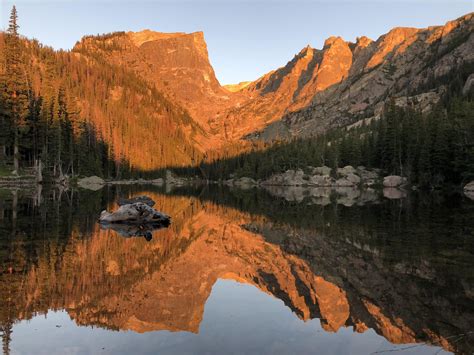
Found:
[99,202,170,224]
[383,175,407,187]
[264,185,379,206]
[225,177,258,189]
[100,222,169,241]
[77,176,105,190]
[383,187,407,199]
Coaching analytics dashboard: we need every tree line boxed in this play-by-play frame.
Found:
[174,93,474,189]
[0,6,120,181]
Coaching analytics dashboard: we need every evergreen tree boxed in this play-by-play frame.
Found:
[3,6,29,173]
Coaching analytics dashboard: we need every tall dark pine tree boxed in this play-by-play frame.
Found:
[3,6,29,174]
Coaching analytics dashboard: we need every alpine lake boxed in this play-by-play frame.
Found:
[0,184,472,355]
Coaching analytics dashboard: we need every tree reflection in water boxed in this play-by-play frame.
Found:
[0,185,472,354]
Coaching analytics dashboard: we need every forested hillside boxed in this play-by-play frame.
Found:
[0,7,204,180]
[178,94,474,188]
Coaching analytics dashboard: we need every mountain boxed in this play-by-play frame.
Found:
[73,30,248,151]
[234,13,474,141]
[2,12,473,173]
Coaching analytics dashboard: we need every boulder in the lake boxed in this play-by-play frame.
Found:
[77,176,105,190]
[118,195,156,207]
[464,181,474,200]
[383,175,407,187]
[99,202,170,225]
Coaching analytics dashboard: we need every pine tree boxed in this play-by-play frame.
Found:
[4,6,29,174]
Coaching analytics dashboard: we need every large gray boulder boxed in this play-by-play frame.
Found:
[99,202,170,225]
[309,174,334,186]
[118,195,155,207]
[464,181,474,200]
[383,175,407,187]
[77,176,105,190]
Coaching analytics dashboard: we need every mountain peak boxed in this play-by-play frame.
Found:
[323,36,346,49]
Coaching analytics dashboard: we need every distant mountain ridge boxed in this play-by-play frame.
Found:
[10,12,473,170]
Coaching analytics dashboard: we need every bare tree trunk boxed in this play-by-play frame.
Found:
[12,130,19,175]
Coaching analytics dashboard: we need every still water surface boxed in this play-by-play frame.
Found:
[0,185,472,355]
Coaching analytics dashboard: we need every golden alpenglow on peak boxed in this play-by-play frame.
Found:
[128,29,187,46]
[0,2,473,354]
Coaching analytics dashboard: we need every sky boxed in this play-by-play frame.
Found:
[1,0,473,85]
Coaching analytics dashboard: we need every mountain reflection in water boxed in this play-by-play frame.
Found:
[0,186,472,355]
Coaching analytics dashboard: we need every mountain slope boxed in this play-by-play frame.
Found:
[11,34,207,171]
[241,13,474,141]
[73,30,248,151]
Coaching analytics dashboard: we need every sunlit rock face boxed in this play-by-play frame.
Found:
[73,30,247,152]
[242,13,474,141]
[71,13,473,156]
[1,189,473,354]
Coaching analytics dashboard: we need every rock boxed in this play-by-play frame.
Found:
[165,170,187,186]
[335,178,355,187]
[312,166,332,176]
[335,187,361,206]
[100,222,168,241]
[464,181,474,200]
[346,173,361,185]
[118,195,155,207]
[151,178,164,186]
[337,166,356,176]
[383,175,407,187]
[309,174,334,186]
[233,177,257,188]
[334,172,360,187]
[99,202,170,225]
[77,176,105,190]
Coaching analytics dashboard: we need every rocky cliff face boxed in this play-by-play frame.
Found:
[32,12,473,167]
[73,30,248,151]
[248,13,474,140]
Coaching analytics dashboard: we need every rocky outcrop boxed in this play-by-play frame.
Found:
[464,181,474,200]
[247,13,474,142]
[165,170,191,186]
[383,175,408,187]
[77,176,105,190]
[261,165,379,187]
